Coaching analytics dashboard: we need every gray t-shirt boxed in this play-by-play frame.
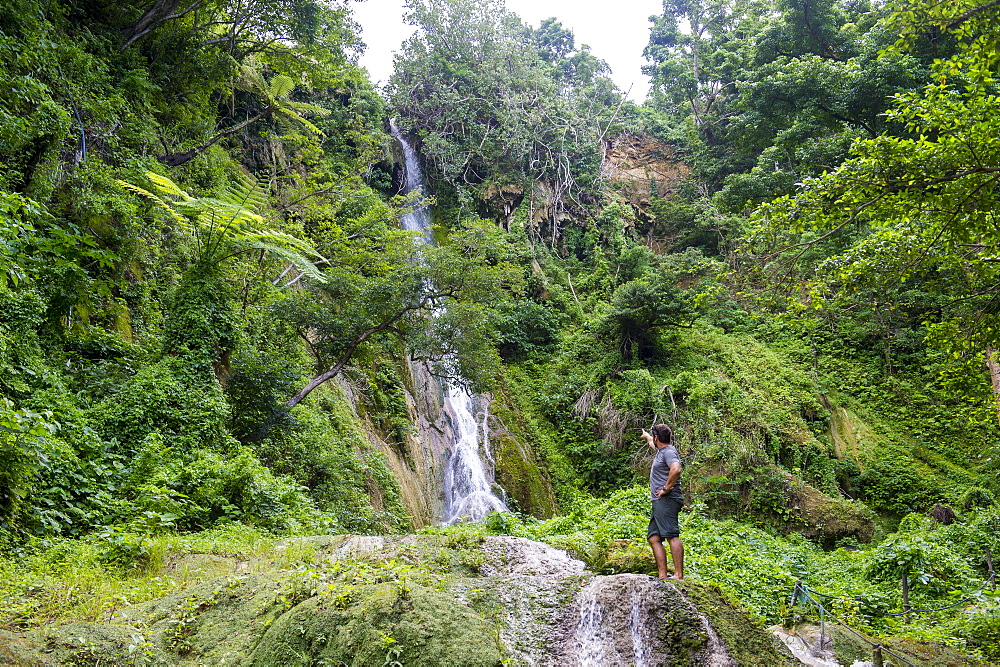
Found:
[649,445,683,501]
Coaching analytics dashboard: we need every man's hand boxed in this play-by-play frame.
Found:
[641,429,654,449]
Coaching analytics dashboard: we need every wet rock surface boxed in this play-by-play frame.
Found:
[0,535,791,665]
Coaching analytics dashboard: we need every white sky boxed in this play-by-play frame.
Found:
[349,0,663,101]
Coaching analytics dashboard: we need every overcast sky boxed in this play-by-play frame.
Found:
[350,0,663,101]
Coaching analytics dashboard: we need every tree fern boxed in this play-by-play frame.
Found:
[116,171,326,282]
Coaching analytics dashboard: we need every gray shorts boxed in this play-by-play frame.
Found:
[648,497,683,539]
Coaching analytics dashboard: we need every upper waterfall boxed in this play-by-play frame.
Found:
[388,119,508,523]
[390,118,434,245]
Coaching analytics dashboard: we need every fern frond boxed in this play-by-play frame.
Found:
[114,179,189,227]
[284,100,331,117]
[241,230,321,256]
[144,171,192,200]
[118,171,326,280]
[189,198,264,226]
[216,174,269,212]
[236,61,269,100]
[274,108,324,136]
[247,240,327,283]
[269,74,296,101]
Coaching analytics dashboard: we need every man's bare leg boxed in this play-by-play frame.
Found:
[648,534,668,578]
[667,537,684,580]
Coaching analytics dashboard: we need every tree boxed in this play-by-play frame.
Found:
[241,218,519,439]
[716,0,930,210]
[643,0,757,147]
[746,0,1000,420]
[599,249,719,359]
[388,0,625,246]
[120,0,360,59]
[160,59,331,166]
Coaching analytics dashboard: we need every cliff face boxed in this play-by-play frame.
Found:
[601,133,690,211]
[475,132,691,233]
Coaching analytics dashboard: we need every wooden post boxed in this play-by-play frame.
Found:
[872,644,884,667]
[988,546,996,591]
[819,606,826,653]
[901,571,911,622]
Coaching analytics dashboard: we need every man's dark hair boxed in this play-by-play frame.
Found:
[652,423,672,445]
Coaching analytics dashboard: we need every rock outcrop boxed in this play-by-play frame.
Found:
[601,133,689,211]
[0,535,791,665]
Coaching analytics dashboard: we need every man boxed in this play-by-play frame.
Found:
[642,423,684,580]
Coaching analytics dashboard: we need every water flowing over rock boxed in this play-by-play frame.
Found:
[442,386,508,522]
[387,121,508,523]
[390,118,434,245]
[0,535,797,665]
[458,537,750,666]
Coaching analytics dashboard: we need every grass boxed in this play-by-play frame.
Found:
[0,523,320,629]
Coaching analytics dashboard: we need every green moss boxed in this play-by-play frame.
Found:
[250,583,503,665]
[655,583,713,662]
[0,624,170,665]
[828,623,875,665]
[885,636,987,666]
[493,431,556,518]
[599,538,657,576]
[673,582,795,665]
[489,374,558,518]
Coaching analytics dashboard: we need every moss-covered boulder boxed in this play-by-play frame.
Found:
[250,583,502,665]
[0,534,791,665]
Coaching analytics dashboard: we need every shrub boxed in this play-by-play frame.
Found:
[0,400,55,543]
[91,358,232,453]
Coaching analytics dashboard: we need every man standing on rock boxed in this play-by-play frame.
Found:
[643,424,684,580]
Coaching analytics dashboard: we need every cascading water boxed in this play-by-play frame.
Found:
[389,119,508,523]
[392,119,435,245]
[564,575,658,667]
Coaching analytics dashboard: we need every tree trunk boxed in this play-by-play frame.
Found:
[122,0,203,48]
[986,347,1000,427]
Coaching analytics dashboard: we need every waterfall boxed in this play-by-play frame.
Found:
[389,120,508,523]
[566,576,656,667]
[391,119,434,245]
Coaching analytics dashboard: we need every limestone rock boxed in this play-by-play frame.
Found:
[1,535,792,666]
[601,132,690,211]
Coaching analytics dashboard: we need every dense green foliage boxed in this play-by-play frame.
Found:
[2,0,1000,660]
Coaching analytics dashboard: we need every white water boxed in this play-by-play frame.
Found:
[389,120,508,523]
[576,583,609,665]
[391,119,434,245]
[569,575,656,667]
[441,387,508,522]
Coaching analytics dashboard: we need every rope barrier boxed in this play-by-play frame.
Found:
[802,570,996,617]
[793,582,916,666]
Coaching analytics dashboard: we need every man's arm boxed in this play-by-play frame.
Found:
[641,429,654,449]
[656,461,682,497]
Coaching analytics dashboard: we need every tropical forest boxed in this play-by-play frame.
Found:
[1,0,999,663]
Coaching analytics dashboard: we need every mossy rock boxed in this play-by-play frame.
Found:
[249,582,503,665]
[133,572,290,662]
[828,623,876,665]
[489,377,558,519]
[787,474,875,545]
[0,624,171,665]
[493,431,556,518]
[674,582,796,666]
[599,538,658,576]
[885,636,986,666]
